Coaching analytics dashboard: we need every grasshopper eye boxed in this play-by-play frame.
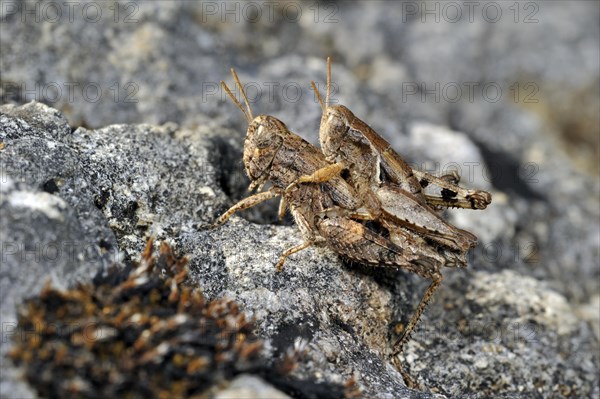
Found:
[326,108,347,130]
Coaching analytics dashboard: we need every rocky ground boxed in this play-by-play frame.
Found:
[1,1,599,398]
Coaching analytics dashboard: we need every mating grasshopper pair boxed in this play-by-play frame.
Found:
[210,58,491,387]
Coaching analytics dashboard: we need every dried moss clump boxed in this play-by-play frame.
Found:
[8,239,262,398]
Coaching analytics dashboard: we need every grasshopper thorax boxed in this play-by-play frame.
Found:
[320,104,354,162]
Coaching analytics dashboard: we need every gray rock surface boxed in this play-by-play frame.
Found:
[1,1,598,398]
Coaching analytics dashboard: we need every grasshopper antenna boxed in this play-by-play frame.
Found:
[220,68,254,123]
[231,68,254,121]
[310,81,325,112]
[221,80,251,123]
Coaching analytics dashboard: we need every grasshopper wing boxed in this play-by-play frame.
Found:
[375,184,478,252]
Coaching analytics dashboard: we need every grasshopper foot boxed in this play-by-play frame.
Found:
[392,355,422,390]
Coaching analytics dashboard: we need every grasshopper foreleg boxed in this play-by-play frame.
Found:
[210,188,279,228]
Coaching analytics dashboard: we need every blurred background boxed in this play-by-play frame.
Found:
[1,0,598,327]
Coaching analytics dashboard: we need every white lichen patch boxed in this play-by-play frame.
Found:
[467,270,579,336]
[198,186,215,197]
[7,190,67,221]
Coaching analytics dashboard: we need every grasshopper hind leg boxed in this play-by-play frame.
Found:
[391,272,443,388]
[275,240,314,271]
[314,213,445,387]
[415,169,492,210]
[275,206,318,271]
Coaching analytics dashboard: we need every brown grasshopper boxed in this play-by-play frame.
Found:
[288,58,492,256]
[283,57,492,370]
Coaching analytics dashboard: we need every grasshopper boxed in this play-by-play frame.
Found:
[287,58,492,258]
[282,57,492,372]
[286,58,494,261]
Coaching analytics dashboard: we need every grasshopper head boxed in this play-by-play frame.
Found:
[243,115,286,183]
[221,69,288,187]
[310,58,356,163]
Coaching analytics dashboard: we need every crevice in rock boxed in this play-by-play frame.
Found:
[207,134,293,226]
